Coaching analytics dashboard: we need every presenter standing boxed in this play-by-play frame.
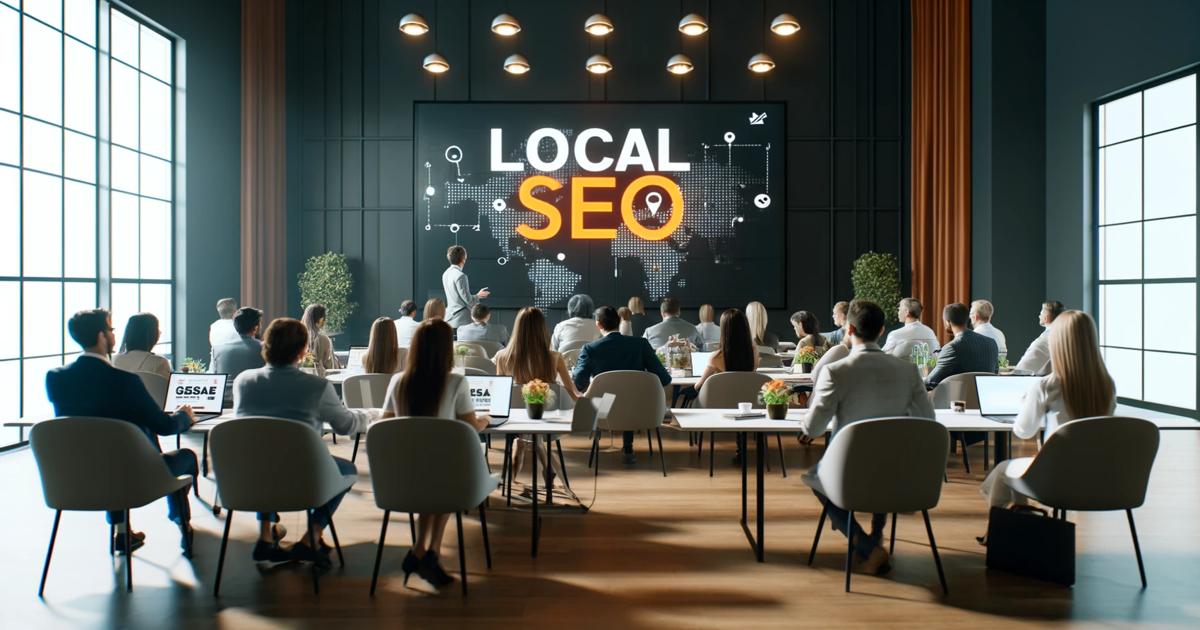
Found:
[442,245,489,329]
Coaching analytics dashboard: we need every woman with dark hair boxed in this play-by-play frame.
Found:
[301,304,340,371]
[380,319,489,588]
[363,316,401,374]
[790,310,831,353]
[550,293,600,351]
[495,307,580,402]
[695,309,759,391]
[113,312,171,378]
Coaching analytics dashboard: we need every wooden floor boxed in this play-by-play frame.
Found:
[4,427,1199,629]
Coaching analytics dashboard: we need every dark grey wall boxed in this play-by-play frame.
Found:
[122,0,242,362]
[287,0,910,346]
[971,0,1045,357]
[1044,0,1200,311]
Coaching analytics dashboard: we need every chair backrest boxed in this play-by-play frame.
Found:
[586,371,667,431]
[342,373,395,408]
[757,352,783,368]
[462,366,488,376]
[136,371,169,409]
[462,355,497,374]
[367,417,497,513]
[1018,416,1159,511]
[210,417,352,512]
[928,371,992,408]
[697,371,771,409]
[473,340,502,358]
[570,392,615,434]
[454,342,487,358]
[30,417,184,511]
[558,338,591,353]
[815,417,949,513]
[561,348,581,369]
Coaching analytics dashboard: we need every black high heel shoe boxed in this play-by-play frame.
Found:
[417,551,455,587]
[401,551,420,586]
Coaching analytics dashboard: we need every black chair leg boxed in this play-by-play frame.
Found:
[307,510,320,595]
[351,433,361,463]
[587,432,597,469]
[370,510,389,596]
[775,433,787,478]
[646,430,654,461]
[890,513,898,555]
[808,504,828,566]
[409,513,417,545]
[38,510,61,598]
[555,439,570,488]
[922,510,949,596]
[109,523,115,556]
[709,432,715,477]
[455,512,468,597]
[479,502,492,570]
[328,514,345,567]
[656,429,667,477]
[124,510,133,592]
[213,510,233,596]
[1126,509,1147,588]
[845,509,855,592]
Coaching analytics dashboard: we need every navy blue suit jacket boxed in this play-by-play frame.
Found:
[46,355,191,449]
[925,329,999,388]
[572,331,672,392]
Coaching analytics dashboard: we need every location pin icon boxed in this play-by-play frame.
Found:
[646,191,662,216]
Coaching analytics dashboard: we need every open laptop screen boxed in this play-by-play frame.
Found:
[346,346,369,372]
[976,375,1040,416]
[164,373,228,414]
[466,375,513,418]
[690,351,716,377]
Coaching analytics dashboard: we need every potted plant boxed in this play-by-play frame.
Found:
[454,344,472,367]
[298,252,357,336]
[299,351,321,376]
[523,379,550,419]
[181,357,206,374]
[794,346,821,374]
[851,251,902,327]
[760,379,791,419]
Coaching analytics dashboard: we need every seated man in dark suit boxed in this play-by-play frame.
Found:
[925,302,1000,389]
[572,306,672,464]
[45,309,198,556]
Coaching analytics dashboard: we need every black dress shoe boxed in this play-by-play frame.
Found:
[179,524,195,557]
[291,541,332,568]
[417,551,455,587]
[252,541,293,564]
[113,532,146,555]
[622,452,637,465]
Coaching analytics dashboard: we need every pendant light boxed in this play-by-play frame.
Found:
[770,13,801,36]
[585,54,613,74]
[677,13,708,36]
[423,53,450,74]
[584,13,614,36]
[504,53,531,74]
[491,13,521,36]
[398,13,429,36]
[666,53,694,75]
[747,52,774,73]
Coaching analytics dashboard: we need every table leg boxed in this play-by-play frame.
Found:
[738,432,766,562]
[531,433,540,558]
[756,432,765,562]
[544,434,554,505]
[201,433,210,477]
[740,432,748,524]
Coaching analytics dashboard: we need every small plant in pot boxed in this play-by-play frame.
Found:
[760,379,791,419]
[454,344,471,367]
[181,357,206,374]
[523,379,550,419]
[794,346,821,374]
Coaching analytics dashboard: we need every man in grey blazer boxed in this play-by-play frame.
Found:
[801,300,935,576]
[455,303,509,346]
[642,297,703,350]
[442,245,490,329]
[233,317,373,566]
[211,307,266,383]
[925,303,999,388]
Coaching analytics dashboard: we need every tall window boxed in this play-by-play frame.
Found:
[1095,71,1198,416]
[0,0,176,443]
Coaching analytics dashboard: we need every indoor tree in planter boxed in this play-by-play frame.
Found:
[297,252,357,335]
[850,251,902,326]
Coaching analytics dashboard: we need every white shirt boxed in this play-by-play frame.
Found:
[696,321,721,346]
[801,343,935,437]
[1013,374,1116,440]
[382,372,475,419]
[209,318,238,348]
[1014,329,1052,375]
[972,321,1008,355]
[881,320,941,358]
[550,317,601,351]
[395,316,421,348]
[619,320,633,336]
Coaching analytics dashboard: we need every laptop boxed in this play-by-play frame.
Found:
[690,351,716,377]
[346,346,369,372]
[465,374,514,426]
[975,375,1040,423]
[164,372,229,421]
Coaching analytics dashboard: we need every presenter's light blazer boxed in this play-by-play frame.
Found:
[46,354,190,448]
[442,265,478,329]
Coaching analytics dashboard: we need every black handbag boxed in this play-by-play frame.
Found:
[985,505,1075,586]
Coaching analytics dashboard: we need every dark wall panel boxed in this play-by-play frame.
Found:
[289,0,909,344]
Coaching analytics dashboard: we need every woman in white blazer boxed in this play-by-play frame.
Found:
[112,313,171,379]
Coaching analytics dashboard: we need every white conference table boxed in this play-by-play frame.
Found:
[669,367,813,388]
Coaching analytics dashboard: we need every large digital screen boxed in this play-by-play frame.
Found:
[414,102,785,309]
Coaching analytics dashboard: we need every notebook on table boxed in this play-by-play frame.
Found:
[164,373,228,421]
[466,374,513,426]
[975,375,1040,423]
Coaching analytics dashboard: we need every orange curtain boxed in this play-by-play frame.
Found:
[911,0,971,340]
[241,0,287,322]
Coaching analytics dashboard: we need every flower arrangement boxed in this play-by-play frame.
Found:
[300,352,317,368]
[455,344,472,357]
[795,346,821,365]
[760,379,791,406]
[998,355,1010,370]
[522,379,550,406]
[181,357,206,373]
